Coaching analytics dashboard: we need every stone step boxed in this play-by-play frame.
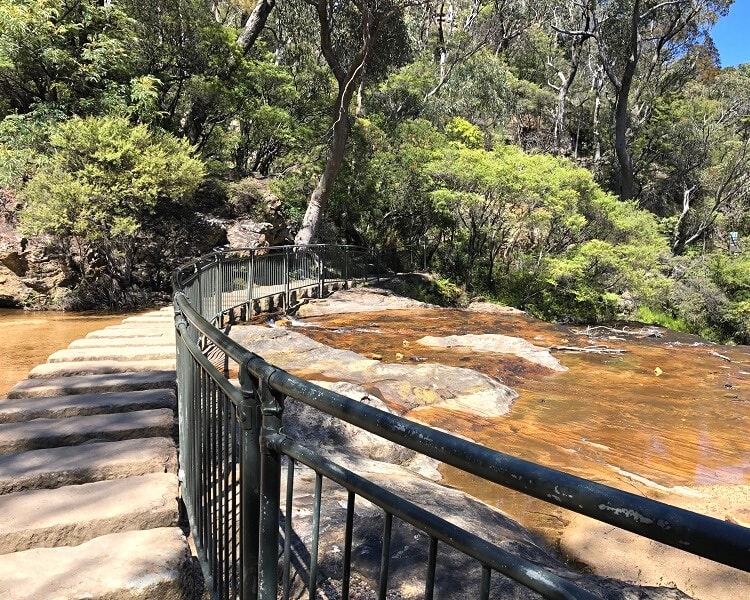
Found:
[68,336,175,348]
[7,370,176,399]
[0,472,179,554]
[0,388,176,423]
[47,346,176,363]
[0,408,175,455]
[28,359,176,379]
[122,315,175,324]
[0,527,192,600]
[86,326,174,339]
[0,437,177,494]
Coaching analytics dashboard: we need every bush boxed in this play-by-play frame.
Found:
[20,115,205,306]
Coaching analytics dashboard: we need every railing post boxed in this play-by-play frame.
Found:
[238,358,262,600]
[283,247,290,311]
[318,247,324,298]
[258,370,284,600]
[215,253,223,323]
[247,251,255,314]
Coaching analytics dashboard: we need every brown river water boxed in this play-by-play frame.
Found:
[287,307,750,538]
[0,308,136,396]
[3,303,747,549]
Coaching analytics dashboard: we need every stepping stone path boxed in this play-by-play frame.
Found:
[0,308,198,600]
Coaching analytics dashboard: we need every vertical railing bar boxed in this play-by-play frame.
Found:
[342,491,356,599]
[221,392,230,599]
[248,251,255,316]
[308,472,323,600]
[239,366,261,600]
[424,536,438,600]
[282,459,295,600]
[230,406,242,596]
[215,254,222,322]
[479,565,491,600]
[378,512,393,600]
[259,385,283,600]
[210,379,219,587]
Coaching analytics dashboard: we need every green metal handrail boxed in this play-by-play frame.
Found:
[173,245,750,600]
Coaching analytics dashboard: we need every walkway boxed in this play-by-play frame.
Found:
[0,308,194,600]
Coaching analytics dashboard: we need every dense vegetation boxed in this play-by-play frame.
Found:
[0,0,748,342]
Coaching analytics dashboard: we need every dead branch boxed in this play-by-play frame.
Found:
[549,345,627,354]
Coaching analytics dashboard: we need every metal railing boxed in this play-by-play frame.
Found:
[173,245,750,600]
[173,245,381,326]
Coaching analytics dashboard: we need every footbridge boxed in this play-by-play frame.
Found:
[0,244,747,599]
[173,246,750,599]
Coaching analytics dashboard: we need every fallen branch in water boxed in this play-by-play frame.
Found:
[709,351,732,362]
[571,325,663,338]
[548,345,627,354]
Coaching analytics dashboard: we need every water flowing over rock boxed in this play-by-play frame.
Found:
[229,325,518,417]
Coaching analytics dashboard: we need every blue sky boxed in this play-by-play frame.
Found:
[711,0,750,67]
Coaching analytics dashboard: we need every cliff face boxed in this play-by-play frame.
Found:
[0,210,291,309]
[0,212,71,308]
[0,212,227,310]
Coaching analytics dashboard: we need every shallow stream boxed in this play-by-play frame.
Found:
[288,307,750,536]
[0,308,138,396]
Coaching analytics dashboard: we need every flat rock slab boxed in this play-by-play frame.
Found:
[0,388,176,423]
[0,408,175,455]
[68,336,175,348]
[417,333,567,371]
[0,437,177,494]
[86,326,175,339]
[47,346,176,363]
[122,315,175,324]
[230,325,518,417]
[7,370,176,399]
[0,527,191,600]
[0,472,179,553]
[28,359,176,379]
[295,287,433,317]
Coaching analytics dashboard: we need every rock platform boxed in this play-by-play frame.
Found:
[0,308,195,600]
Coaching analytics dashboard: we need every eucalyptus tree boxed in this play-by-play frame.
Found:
[587,0,731,200]
[641,66,750,254]
[294,0,414,245]
[0,0,137,116]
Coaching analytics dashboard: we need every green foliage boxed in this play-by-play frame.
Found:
[21,116,204,240]
[0,0,138,116]
[378,274,465,307]
[19,115,204,306]
[445,117,484,149]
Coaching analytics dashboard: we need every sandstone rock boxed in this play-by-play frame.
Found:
[229,325,517,417]
[294,287,433,317]
[417,333,567,371]
[0,528,194,600]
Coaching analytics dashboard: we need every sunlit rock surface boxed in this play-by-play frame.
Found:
[417,333,567,371]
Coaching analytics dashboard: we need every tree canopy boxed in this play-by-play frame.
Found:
[0,0,748,341]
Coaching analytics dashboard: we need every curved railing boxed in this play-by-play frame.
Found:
[173,245,379,327]
[173,245,750,600]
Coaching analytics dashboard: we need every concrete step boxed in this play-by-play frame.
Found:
[0,527,192,600]
[86,326,174,339]
[28,359,176,379]
[68,336,175,348]
[0,472,179,554]
[47,346,176,363]
[122,315,175,324]
[7,370,176,399]
[0,437,177,494]
[0,408,175,455]
[0,388,176,423]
